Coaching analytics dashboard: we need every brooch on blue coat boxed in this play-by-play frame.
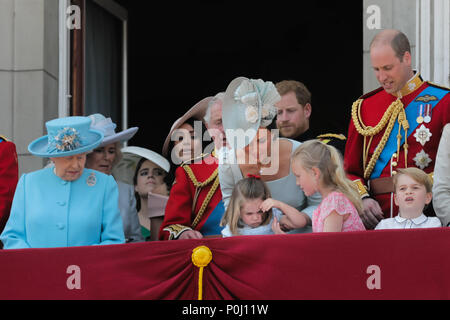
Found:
[87,172,97,186]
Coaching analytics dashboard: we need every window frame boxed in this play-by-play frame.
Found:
[59,0,129,136]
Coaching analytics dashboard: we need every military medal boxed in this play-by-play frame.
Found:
[87,172,97,186]
[414,124,432,146]
[413,150,432,169]
[416,104,424,124]
[423,104,432,123]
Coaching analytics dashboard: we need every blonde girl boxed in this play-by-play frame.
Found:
[291,140,365,232]
[220,175,283,237]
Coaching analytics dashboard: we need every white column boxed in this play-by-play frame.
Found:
[418,0,431,81]
[58,0,70,117]
[417,0,450,86]
[433,0,450,87]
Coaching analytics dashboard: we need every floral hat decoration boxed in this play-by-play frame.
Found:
[28,116,104,158]
[222,77,281,150]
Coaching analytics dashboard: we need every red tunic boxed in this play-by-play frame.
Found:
[0,137,19,234]
[159,154,223,240]
[344,76,450,218]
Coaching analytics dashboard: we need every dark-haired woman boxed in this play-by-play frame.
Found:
[122,147,171,241]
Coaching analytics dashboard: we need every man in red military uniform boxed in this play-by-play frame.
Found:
[345,29,450,229]
[159,93,227,240]
[0,135,19,235]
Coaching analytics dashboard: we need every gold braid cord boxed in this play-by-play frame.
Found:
[183,165,220,229]
[351,98,408,179]
[316,133,347,140]
[191,176,220,229]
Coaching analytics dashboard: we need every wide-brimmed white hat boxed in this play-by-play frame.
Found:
[162,97,212,157]
[112,146,170,185]
[88,114,138,148]
[222,77,280,150]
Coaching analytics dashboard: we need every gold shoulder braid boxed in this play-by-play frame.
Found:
[316,133,347,140]
[182,165,220,229]
[351,98,409,179]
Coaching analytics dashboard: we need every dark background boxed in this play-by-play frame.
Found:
[115,0,363,153]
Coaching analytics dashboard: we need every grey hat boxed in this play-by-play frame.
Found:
[222,77,280,150]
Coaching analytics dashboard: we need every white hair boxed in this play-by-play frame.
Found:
[204,92,225,125]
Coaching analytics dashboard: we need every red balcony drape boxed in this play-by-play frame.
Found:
[1,228,449,300]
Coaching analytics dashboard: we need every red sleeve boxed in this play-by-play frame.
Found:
[344,116,365,184]
[158,166,194,240]
[439,90,450,127]
[0,141,19,233]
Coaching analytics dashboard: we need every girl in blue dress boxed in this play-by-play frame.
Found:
[221,175,283,237]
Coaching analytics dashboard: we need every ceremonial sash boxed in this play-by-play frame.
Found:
[371,85,448,179]
[199,200,225,236]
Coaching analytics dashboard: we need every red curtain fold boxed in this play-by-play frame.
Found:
[0,228,449,300]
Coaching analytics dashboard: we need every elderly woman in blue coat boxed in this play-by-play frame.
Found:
[0,116,125,249]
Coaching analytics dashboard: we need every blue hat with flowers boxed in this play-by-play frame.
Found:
[28,116,104,158]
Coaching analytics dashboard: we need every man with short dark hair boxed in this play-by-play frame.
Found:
[345,29,450,229]
[275,80,346,155]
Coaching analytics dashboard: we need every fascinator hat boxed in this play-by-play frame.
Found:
[162,97,212,157]
[112,146,170,185]
[88,113,138,148]
[222,77,281,150]
[28,116,104,158]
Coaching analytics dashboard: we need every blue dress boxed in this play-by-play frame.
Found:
[221,208,283,237]
[1,167,125,249]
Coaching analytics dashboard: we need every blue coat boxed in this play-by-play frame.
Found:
[0,167,125,249]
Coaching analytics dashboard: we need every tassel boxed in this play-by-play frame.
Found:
[191,246,213,300]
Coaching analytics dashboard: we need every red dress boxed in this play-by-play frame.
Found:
[344,74,450,218]
[0,136,19,234]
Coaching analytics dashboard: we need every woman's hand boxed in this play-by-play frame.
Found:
[149,183,169,196]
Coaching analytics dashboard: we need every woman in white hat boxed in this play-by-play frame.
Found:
[85,114,142,242]
[1,116,125,249]
[219,77,322,234]
[85,113,138,175]
[113,147,171,241]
